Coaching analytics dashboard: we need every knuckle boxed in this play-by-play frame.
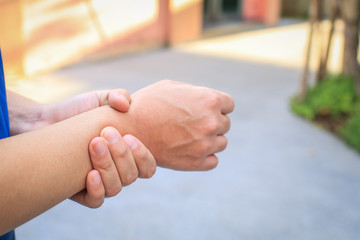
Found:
[117,144,130,158]
[204,118,220,134]
[190,158,203,170]
[207,93,221,108]
[135,145,148,160]
[123,172,138,185]
[221,137,228,150]
[106,184,122,198]
[142,165,157,179]
[199,141,212,154]
[95,157,113,171]
[136,148,156,178]
[224,116,231,132]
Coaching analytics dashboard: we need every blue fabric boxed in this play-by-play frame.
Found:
[0,51,15,240]
[0,50,9,138]
[0,231,15,240]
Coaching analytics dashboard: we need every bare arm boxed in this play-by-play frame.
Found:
[0,106,132,234]
[6,89,156,210]
[6,89,131,136]
[6,90,48,135]
[0,80,234,234]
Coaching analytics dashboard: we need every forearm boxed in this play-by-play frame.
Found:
[6,90,48,136]
[0,106,132,234]
[6,90,104,136]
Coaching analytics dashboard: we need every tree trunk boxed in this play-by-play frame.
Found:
[342,0,360,96]
[318,0,341,81]
[300,0,318,101]
[315,0,325,83]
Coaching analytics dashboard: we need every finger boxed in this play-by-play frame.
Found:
[108,89,131,112]
[101,127,138,186]
[98,89,131,112]
[89,137,122,197]
[83,170,106,208]
[123,134,156,179]
[70,170,105,208]
[212,135,228,154]
[195,154,219,171]
[218,115,231,135]
[216,91,235,114]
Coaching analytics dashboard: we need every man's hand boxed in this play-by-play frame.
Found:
[71,127,156,208]
[126,80,234,171]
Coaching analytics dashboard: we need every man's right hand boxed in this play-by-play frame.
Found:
[127,80,234,171]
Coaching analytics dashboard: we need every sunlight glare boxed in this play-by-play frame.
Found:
[171,0,201,12]
[91,0,158,37]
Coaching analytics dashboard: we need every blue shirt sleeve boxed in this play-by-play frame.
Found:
[0,231,15,240]
[0,51,15,240]
[0,50,10,138]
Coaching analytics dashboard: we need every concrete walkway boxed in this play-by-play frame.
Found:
[12,24,360,240]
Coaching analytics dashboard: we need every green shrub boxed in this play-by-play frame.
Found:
[290,96,315,119]
[307,75,356,116]
[291,75,357,120]
[291,74,360,152]
[340,102,360,151]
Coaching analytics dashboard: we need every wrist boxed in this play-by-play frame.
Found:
[104,105,136,135]
[9,104,51,135]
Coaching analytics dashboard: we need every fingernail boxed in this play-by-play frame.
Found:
[94,140,106,156]
[117,94,129,104]
[104,128,119,143]
[123,135,138,150]
[91,171,102,185]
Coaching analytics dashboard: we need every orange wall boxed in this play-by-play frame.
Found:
[169,0,203,44]
[242,0,281,26]
[0,0,203,79]
[0,0,24,79]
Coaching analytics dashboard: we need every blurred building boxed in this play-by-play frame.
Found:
[0,0,282,79]
[205,0,281,25]
[282,0,332,18]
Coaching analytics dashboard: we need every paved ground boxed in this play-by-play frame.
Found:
[11,24,360,240]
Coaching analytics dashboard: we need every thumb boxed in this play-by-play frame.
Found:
[98,89,131,112]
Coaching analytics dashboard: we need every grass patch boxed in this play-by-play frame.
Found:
[291,74,360,152]
[340,103,360,150]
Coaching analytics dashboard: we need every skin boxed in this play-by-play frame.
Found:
[128,80,234,170]
[7,89,157,208]
[7,89,132,136]
[72,127,157,208]
[0,80,234,234]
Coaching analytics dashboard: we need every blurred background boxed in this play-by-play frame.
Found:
[1,0,283,79]
[1,0,360,239]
